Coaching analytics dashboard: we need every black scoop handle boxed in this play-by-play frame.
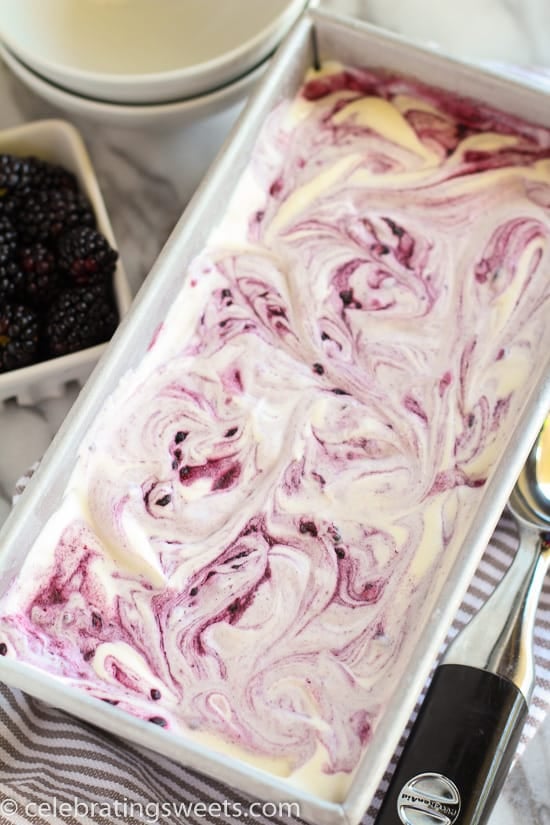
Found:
[374,663,528,825]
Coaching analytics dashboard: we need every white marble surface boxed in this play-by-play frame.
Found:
[0,1,549,822]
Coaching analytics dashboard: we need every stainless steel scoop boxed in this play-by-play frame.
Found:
[375,416,550,825]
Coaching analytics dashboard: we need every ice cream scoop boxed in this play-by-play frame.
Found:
[374,414,550,825]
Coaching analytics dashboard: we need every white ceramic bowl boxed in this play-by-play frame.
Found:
[0,119,132,406]
[0,43,266,132]
[0,0,306,104]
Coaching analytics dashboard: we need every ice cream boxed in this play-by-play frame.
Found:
[1,61,550,801]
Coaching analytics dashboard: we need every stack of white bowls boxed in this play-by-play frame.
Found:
[0,0,309,129]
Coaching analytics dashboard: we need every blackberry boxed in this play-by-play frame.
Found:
[33,161,78,194]
[19,243,61,306]
[59,227,118,286]
[16,188,95,244]
[0,261,25,302]
[0,303,39,372]
[0,215,17,264]
[0,154,35,192]
[0,154,77,194]
[46,285,118,357]
[0,193,19,222]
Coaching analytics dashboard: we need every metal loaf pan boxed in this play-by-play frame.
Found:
[0,9,550,825]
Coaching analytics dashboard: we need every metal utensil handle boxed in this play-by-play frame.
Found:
[373,664,528,825]
[443,526,547,697]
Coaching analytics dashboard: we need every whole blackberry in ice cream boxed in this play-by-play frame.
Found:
[0,303,39,372]
[58,226,118,286]
[46,285,118,356]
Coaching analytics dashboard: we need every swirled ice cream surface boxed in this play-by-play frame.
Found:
[2,62,550,800]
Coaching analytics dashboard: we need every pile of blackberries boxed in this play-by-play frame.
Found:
[0,153,119,373]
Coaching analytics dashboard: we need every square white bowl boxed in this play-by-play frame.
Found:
[0,119,132,405]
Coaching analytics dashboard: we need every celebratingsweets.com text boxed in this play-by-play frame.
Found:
[0,795,302,823]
